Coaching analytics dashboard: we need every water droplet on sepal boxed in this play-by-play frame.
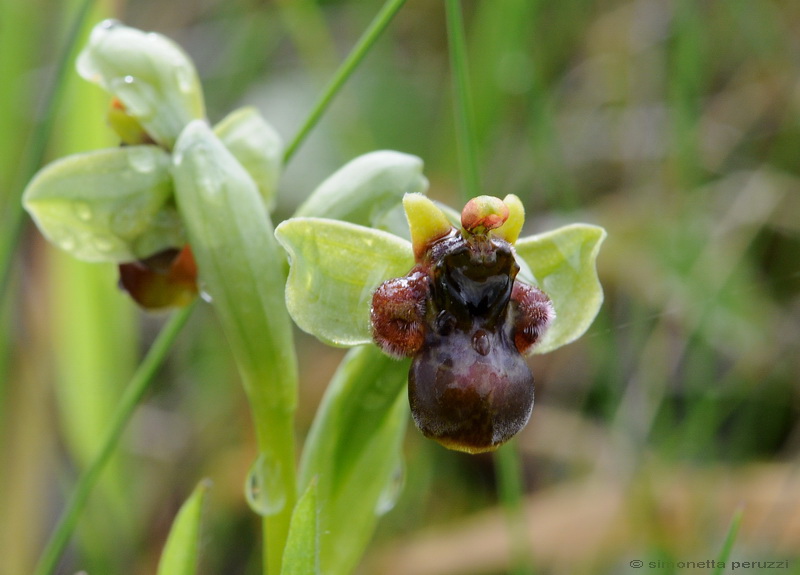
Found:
[74,202,92,221]
[374,458,405,516]
[92,236,114,252]
[127,147,157,173]
[245,452,287,516]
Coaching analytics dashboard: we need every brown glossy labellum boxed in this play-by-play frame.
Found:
[371,216,554,454]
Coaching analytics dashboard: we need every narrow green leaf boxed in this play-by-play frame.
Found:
[299,345,409,575]
[514,223,606,354]
[294,151,428,235]
[280,480,319,575]
[713,507,744,575]
[156,479,212,575]
[22,146,183,262]
[275,218,414,347]
[214,106,283,209]
[77,20,205,148]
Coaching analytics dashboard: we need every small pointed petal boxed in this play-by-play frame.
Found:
[494,194,525,244]
[403,193,453,260]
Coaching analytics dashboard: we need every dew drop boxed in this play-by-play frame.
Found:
[99,18,121,30]
[73,202,92,222]
[174,65,195,94]
[92,236,114,252]
[111,206,142,237]
[245,452,287,516]
[58,235,76,251]
[127,147,157,173]
[375,459,405,516]
[110,76,155,119]
[199,288,213,303]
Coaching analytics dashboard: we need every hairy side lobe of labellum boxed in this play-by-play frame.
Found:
[370,196,554,454]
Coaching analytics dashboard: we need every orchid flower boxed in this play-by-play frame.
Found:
[276,192,606,453]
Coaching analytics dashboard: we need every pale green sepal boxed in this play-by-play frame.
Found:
[22,146,183,262]
[172,120,298,412]
[156,479,211,575]
[280,480,319,575]
[214,107,283,210]
[77,20,205,148]
[514,224,606,354]
[298,345,409,575]
[275,218,414,347]
[294,151,428,232]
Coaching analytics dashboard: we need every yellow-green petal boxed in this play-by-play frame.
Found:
[214,107,283,210]
[403,193,453,260]
[295,151,428,235]
[275,217,414,347]
[515,224,606,354]
[23,146,182,262]
[494,193,525,244]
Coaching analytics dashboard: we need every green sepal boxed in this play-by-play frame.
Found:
[298,345,409,575]
[214,106,283,210]
[514,223,606,354]
[156,479,211,575]
[77,20,205,148]
[172,119,298,411]
[280,480,319,575]
[22,145,183,262]
[274,217,414,347]
[294,151,428,236]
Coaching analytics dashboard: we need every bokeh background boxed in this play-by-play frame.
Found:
[2,0,800,574]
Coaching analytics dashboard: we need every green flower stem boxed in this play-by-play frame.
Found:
[0,0,94,300]
[32,302,195,575]
[282,0,408,163]
[494,441,535,575]
[445,0,481,201]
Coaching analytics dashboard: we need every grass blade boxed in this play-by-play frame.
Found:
[713,507,744,575]
[32,303,196,575]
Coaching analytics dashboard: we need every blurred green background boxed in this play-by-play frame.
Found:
[2,0,800,574]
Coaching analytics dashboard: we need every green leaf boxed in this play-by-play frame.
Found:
[22,145,183,262]
[275,217,414,347]
[214,106,283,210]
[294,151,428,235]
[77,20,205,148]
[514,223,606,354]
[298,345,409,575]
[280,480,319,575]
[156,479,211,575]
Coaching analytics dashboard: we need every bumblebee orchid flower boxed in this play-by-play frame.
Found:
[275,193,606,453]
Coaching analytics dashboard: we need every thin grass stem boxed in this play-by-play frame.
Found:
[494,440,535,575]
[712,507,744,575]
[282,0,408,164]
[445,0,481,201]
[0,0,95,302]
[32,302,196,575]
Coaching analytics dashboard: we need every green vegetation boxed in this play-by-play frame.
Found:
[2,1,799,574]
